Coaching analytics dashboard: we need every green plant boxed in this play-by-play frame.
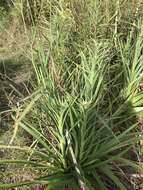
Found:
[0,40,143,189]
[113,19,143,118]
[0,0,143,190]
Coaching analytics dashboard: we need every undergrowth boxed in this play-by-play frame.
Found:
[0,0,143,190]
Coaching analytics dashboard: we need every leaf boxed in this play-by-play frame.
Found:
[100,165,127,190]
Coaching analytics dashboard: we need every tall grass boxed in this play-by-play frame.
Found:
[0,0,143,189]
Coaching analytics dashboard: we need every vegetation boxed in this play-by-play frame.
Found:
[0,0,143,189]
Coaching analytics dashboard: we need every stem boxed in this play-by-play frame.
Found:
[65,130,87,190]
[114,0,120,47]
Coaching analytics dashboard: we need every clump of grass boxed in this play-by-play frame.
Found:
[0,38,143,189]
[0,0,143,190]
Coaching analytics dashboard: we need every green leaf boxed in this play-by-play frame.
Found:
[100,165,127,190]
